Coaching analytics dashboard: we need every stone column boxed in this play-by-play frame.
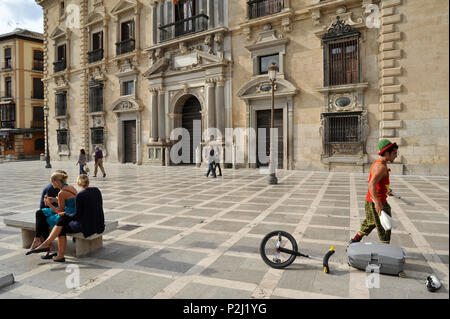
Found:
[158,88,166,142]
[150,89,158,142]
[206,79,216,132]
[135,5,140,50]
[215,78,225,138]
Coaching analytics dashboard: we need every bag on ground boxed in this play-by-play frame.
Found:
[347,242,406,276]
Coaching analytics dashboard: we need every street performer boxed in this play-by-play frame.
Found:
[350,139,398,244]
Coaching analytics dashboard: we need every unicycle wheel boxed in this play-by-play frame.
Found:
[260,230,298,269]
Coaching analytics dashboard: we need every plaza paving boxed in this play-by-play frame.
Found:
[0,160,448,299]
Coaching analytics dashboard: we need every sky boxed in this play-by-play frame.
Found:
[0,0,44,34]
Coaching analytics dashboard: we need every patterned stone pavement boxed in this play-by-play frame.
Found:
[0,160,448,299]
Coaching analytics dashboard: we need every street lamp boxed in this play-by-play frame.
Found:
[44,105,51,168]
[268,62,278,185]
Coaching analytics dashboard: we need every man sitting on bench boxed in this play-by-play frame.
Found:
[26,174,105,262]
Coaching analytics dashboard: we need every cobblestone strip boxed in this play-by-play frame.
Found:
[151,171,306,298]
[251,173,335,299]
[348,173,370,298]
[388,196,449,290]
[393,177,449,217]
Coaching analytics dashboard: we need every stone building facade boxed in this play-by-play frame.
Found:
[36,0,449,175]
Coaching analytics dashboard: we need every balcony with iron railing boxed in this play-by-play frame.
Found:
[248,0,284,20]
[0,91,12,101]
[0,120,15,129]
[88,48,104,64]
[116,38,135,56]
[2,59,12,71]
[159,13,209,43]
[53,59,66,73]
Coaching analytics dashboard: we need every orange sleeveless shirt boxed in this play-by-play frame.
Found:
[366,159,390,203]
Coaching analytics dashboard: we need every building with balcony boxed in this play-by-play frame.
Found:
[36,0,448,175]
[0,28,45,159]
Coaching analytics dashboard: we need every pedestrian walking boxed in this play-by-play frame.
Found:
[205,145,216,178]
[76,149,88,175]
[213,144,222,177]
[350,139,398,244]
[94,146,106,178]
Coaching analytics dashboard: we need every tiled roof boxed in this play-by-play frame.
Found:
[0,28,44,42]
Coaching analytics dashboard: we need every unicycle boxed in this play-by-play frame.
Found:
[260,230,336,273]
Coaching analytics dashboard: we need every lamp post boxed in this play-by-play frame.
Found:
[268,62,278,185]
[44,105,51,168]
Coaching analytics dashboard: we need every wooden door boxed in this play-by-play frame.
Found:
[257,109,283,169]
[124,120,136,163]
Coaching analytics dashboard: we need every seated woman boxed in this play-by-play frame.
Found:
[30,171,77,259]
[30,170,68,253]
[26,174,105,262]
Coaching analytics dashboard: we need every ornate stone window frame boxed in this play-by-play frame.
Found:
[50,27,71,76]
[313,5,372,167]
[245,24,288,80]
[84,7,110,65]
[111,1,141,51]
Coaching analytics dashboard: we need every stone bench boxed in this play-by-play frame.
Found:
[3,213,118,257]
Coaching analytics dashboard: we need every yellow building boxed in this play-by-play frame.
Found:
[0,28,45,159]
[36,0,448,175]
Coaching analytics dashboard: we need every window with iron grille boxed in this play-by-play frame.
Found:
[0,103,15,128]
[322,112,361,145]
[248,0,284,20]
[57,129,68,145]
[55,91,67,116]
[89,84,103,113]
[91,127,104,145]
[322,18,360,87]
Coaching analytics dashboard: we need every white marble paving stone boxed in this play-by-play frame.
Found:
[0,161,447,299]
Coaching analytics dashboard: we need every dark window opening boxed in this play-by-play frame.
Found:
[91,127,104,145]
[55,91,67,116]
[259,54,279,75]
[35,138,45,151]
[33,50,44,71]
[33,78,44,99]
[0,104,15,128]
[4,48,12,69]
[57,129,68,145]
[122,81,134,96]
[32,106,44,128]
[89,85,103,113]
[54,44,66,72]
[5,77,11,97]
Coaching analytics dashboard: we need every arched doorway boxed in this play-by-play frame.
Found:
[180,95,202,164]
